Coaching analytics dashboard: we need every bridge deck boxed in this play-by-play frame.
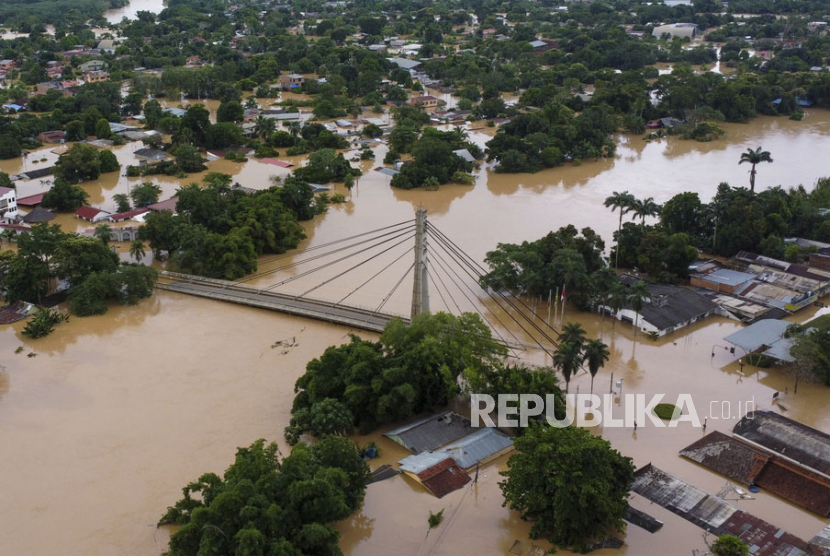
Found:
[156,271,407,333]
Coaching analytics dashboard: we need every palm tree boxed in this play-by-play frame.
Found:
[583,338,610,394]
[607,282,628,328]
[739,147,773,193]
[560,321,586,351]
[631,197,661,230]
[553,341,582,394]
[344,173,355,198]
[628,281,650,338]
[94,223,113,244]
[286,121,301,139]
[130,240,146,262]
[604,191,635,268]
[254,115,275,139]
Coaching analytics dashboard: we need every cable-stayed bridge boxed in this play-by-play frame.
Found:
[156,209,564,357]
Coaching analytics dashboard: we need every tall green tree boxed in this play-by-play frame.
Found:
[583,338,610,394]
[553,341,582,393]
[499,424,634,551]
[631,196,661,230]
[738,147,773,193]
[604,191,635,268]
[159,437,370,556]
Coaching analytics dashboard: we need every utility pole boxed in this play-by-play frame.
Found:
[410,207,429,320]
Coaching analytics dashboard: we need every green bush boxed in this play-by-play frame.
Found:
[22,308,69,339]
[652,403,681,420]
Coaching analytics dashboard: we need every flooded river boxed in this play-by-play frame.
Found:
[105,0,167,23]
[2,110,830,555]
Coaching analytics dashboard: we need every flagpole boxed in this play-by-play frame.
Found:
[547,289,552,324]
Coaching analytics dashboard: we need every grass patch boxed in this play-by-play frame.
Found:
[809,314,830,332]
[653,403,681,420]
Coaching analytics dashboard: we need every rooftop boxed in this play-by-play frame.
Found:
[733,410,830,478]
[723,319,795,362]
[416,458,471,498]
[385,411,475,454]
[398,427,514,472]
[386,57,421,70]
[633,464,811,555]
[700,268,756,287]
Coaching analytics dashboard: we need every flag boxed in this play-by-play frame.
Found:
[547,289,552,308]
[560,284,566,302]
[554,287,559,307]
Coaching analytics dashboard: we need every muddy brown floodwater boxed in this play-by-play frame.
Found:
[2,111,830,555]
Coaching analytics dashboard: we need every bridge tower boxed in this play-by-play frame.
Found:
[410,207,430,320]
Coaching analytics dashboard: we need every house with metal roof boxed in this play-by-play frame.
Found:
[385,411,476,454]
[134,148,169,166]
[602,275,717,337]
[652,22,699,39]
[681,431,830,516]
[733,411,830,480]
[108,207,150,222]
[398,427,514,472]
[723,319,796,363]
[74,206,111,223]
[633,464,812,555]
[387,57,421,71]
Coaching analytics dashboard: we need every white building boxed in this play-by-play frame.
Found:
[0,186,18,220]
[602,275,717,337]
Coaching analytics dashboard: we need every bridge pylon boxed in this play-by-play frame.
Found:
[410,207,429,320]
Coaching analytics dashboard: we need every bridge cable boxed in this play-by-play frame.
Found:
[375,262,414,314]
[234,218,415,282]
[427,223,564,343]
[426,225,559,356]
[256,226,415,291]
[236,223,416,285]
[294,232,415,300]
[425,267,452,313]
[335,245,414,307]
[427,241,526,357]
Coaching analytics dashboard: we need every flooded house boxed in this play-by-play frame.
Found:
[723,319,796,363]
[0,186,18,221]
[387,412,514,498]
[134,148,168,166]
[74,206,111,223]
[632,464,813,555]
[602,275,717,337]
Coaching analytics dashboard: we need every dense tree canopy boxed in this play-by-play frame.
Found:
[287,312,507,441]
[159,437,370,556]
[500,424,634,551]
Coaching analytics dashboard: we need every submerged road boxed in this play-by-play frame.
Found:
[156,271,406,333]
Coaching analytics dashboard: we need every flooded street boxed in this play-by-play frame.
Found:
[2,110,830,555]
